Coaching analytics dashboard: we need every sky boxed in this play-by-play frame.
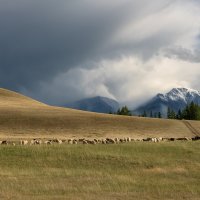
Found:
[0,0,200,108]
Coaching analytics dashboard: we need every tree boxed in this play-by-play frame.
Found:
[167,107,176,119]
[150,111,153,118]
[189,101,199,120]
[158,112,162,118]
[176,109,182,120]
[167,107,171,119]
[117,106,132,116]
[171,110,176,119]
[181,102,200,120]
[142,110,147,117]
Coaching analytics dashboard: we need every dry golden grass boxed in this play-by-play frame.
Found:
[0,142,199,200]
[0,88,199,139]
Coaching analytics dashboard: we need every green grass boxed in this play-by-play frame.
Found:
[0,142,199,200]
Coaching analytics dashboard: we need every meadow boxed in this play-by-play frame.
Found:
[0,141,199,200]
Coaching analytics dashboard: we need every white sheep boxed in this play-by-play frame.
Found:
[20,140,29,145]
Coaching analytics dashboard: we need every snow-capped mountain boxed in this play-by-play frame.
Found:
[65,96,120,114]
[133,88,200,118]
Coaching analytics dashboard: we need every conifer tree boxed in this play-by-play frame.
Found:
[117,106,132,116]
[167,107,171,119]
[142,110,147,117]
[150,111,153,118]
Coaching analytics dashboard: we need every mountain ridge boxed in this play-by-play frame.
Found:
[65,96,120,113]
[133,87,200,117]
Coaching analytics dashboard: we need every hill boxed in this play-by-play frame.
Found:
[65,96,119,113]
[0,88,199,139]
[133,88,200,118]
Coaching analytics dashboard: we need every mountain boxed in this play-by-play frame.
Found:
[65,96,120,113]
[133,88,200,118]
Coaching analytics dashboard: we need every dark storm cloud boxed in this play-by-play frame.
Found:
[0,0,174,91]
[0,0,129,90]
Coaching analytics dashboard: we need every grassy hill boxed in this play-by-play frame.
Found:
[0,88,199,139]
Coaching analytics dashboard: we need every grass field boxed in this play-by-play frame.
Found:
[0,141,199,200]
[0,88,200,199]
[0,88,199,140]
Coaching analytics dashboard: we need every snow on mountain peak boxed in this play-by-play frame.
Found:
[165,88,200,103]
[134,87,200,118]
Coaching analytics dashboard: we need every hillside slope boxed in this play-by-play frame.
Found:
[0,88,199,139]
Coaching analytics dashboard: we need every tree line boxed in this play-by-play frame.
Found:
[167,101,200,120]
[109,106,162,118]
[110,101,200,120]
[109,106,132,116]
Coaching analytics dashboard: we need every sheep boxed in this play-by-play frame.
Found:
[106,138,115,144]
[151,138,159,143]
[114,138,120,144]
[142,138,151,142]
[162,138,169,142]
[127,137,131,142]
[20,140,29,145]
[94,139,98,143]
[83,140,88,144]
[192,136,200,141]
[184,137,191,141]
[97,139,102,143]
[30,139,42,145]
[44,140,52,145]
[30,139,35,145]
[36,140,42,145]
[90,140,97,145]
[2,141,8,145]
[68,139,73,144]
[101,139,107,144]
[57,140,62,144]
[123,138,127,143]
[53,139,62,144]
[73,140,78,144]
[86,140,93,144]
[119,138,124,143]
[176,138,188,141]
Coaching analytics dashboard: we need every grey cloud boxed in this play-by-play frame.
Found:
[163,46,200,63]
[0,0,199,105]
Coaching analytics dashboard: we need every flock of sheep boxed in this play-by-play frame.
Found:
[0,136,199,146]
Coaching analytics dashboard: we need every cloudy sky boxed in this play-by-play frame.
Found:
[0,0,200,108]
